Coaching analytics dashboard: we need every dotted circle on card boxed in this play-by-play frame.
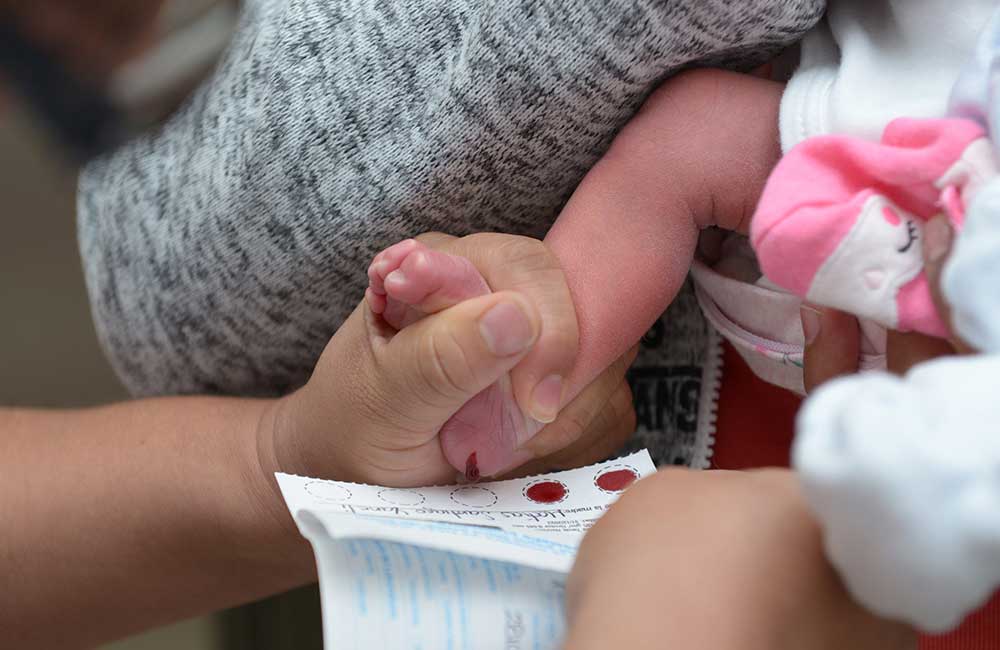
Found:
[523,480,569,504]
[377,488,426,506]
[449,486,499,508]
[593,466,639,494]
[304,481,353,502]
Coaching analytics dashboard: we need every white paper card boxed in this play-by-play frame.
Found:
[277,450,655,649]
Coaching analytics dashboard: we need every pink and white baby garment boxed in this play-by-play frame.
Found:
[752,116,998,337]
[692,0,996,394]
[791,6,1000,632]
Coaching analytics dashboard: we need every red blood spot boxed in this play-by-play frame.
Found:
[882,206,902,226]
[596,469,638,492]
[526,481,567,504]
[465,453,480,482]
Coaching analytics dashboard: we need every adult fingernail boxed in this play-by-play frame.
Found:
[923,218,952,263]
[801,305,822,346]
[529,375,563,424]
[479,300,536,356]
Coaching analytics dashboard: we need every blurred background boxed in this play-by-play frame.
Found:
[0,0,323,644]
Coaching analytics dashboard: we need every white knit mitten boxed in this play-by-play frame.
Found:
[795,356,1000,631]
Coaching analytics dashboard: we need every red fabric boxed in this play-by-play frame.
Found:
[710,343,801,470]
[711,342,1000,648]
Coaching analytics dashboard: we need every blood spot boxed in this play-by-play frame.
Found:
[595,469,638,492]
[525,481,567,504]
[465,452,480,482]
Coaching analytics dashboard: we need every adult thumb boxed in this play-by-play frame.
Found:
[379,291,541,427]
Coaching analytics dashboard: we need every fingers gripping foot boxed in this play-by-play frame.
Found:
[366,239,534,477]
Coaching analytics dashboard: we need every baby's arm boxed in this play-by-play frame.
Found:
[544,69,784,395]
[363,70,784,476]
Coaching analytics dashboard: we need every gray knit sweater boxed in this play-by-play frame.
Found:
[78,0,823,465]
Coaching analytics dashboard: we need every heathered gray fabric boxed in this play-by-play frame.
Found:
[78,0,824,414]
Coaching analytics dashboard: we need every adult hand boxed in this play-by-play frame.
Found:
[0,232,635,648]
[261,233,634,492]
[435,233,582,429]
[430,233,638,469]
[801,215,969,392]
[501,343,637,480]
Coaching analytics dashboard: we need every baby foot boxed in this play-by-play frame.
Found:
[368,239,490,329]
[366,239,538,478]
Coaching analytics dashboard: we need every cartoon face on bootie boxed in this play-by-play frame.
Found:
[803,194,927,331]
[752,117,999,339]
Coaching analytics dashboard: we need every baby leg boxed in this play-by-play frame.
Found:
[367,239,536,478]
[367,239,492,329]
[566,469,916,649]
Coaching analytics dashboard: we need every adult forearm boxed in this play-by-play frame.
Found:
[0,398,313,648]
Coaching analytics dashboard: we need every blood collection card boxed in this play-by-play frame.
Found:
[277,450,654,549]
[277,450,655,650]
